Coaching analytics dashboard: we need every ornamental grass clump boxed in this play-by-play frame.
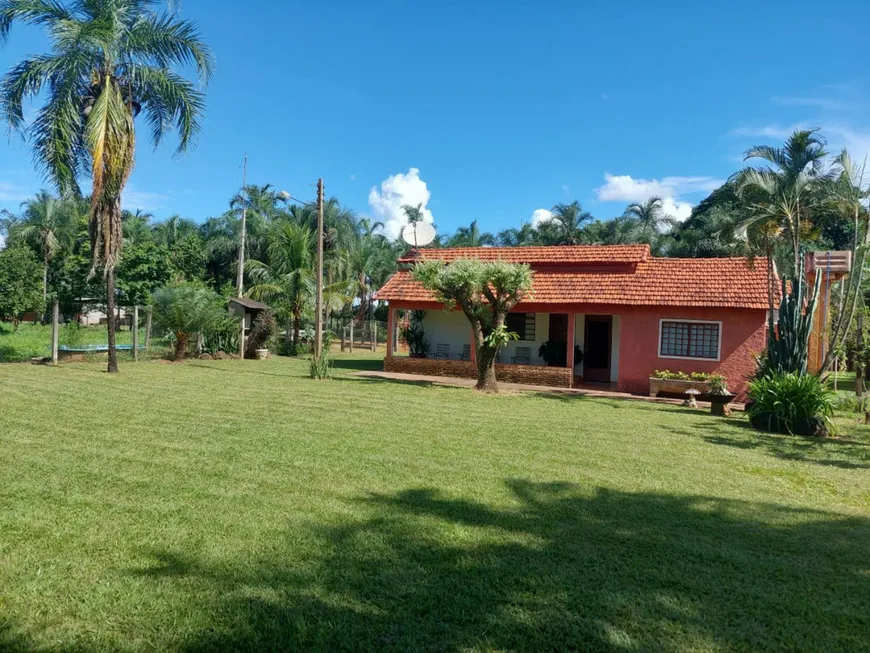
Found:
[747,373,835,437]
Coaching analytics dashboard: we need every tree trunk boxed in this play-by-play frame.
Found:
[41,258,49,324]
[475,344,499,392]
[106,267,119,373]
[285,317,292,350]
[293,310,301,354]
[174,332,189,361]
[856,305,865,396]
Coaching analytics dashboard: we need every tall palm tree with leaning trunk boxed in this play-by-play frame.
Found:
[0,0,213,372]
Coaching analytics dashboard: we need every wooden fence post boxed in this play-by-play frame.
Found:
[51,298,59,365]
[132,305,139,361]
[145,305,152,351]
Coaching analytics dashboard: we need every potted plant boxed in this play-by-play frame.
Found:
[708,375,734,416]
[400,321,429,358]
[649,370,712,397]
[538,340,567,367]
[245,310,277,360]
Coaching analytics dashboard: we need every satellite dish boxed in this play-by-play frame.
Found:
[402,221,436,248]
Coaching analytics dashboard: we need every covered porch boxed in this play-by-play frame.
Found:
[385,302,620,389]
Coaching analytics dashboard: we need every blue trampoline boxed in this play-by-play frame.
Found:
[59,345,145,352]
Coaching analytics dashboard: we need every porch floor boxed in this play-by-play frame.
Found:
[354,370,744,409]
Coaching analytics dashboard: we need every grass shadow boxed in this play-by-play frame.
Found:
[703,430,870,469]
[330,357,385,372]
[130,481,869,652]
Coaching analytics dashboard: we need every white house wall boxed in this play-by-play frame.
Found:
[420,310,472,360]
[502,312,549,365]
[420,310,551,364]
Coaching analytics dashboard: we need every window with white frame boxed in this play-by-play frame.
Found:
[659,320,720,360]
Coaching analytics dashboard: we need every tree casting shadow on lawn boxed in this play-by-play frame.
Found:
[130,481,869,652]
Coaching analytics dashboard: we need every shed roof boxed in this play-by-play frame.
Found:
[229,297,270,310]
[376,246,775,310]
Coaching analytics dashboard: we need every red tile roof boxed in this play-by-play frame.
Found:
[398,244,650,265]
[376,247,775,310]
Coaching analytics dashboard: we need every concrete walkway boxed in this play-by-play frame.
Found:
[354,370,744,410]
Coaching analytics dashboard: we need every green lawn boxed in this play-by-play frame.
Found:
[0,322,133,363]
[1,356,869,652]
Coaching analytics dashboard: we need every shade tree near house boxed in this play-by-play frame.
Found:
[412,258,532,392]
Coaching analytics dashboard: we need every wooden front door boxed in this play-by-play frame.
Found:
[584,315,611,383]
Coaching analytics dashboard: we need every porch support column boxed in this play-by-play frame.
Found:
[470,327,477,364]
[386,305,395,358]
[566,312,576,388]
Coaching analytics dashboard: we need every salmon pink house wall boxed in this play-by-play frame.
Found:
[375,245,776,398]
[614,306,767,395]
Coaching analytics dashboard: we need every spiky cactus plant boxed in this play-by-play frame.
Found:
[758,255,822,377]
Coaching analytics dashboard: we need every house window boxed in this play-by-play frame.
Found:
[506,313,536,341]
[659,320,720,360]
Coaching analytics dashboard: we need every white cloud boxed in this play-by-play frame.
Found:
[531,208,555,226]
[368,167,434,239]
[122,187,170,211]
[595,174,722,222]
[0,233,5,249]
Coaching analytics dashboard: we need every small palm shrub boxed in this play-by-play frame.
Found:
[747,373,835,437]
[152,284,225,361]
[308,348,333,379]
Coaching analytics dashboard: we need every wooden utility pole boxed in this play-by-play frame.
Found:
[236,154,248,296]
[50,298,59,365]
[132,305,139,361]
[314,177,325,357]
[237,154,248,359]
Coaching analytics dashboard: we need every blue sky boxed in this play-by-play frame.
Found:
[2,0,869,239]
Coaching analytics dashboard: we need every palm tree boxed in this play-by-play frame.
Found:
[448,220,496,247]
[402,203,425,224]
[497,222,536,247]
[733,129,829,277]
[16,191,73,304]
[246,221,316,349]
[1,0,213,372]
[623,197,676,240]
[549,201,593,245]
[121,209,154,247]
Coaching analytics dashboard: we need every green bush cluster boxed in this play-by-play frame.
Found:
[747,373,835,437]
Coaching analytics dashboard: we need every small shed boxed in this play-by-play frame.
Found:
[229,297,270,341]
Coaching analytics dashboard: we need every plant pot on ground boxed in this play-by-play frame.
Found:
[708,374,734,416]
